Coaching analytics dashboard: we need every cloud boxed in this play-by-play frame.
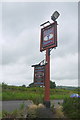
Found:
[2,63,33,86]
[54,79,78,87]
[51,53,78,80]
[2,28,45,65]
[1,2,78,86]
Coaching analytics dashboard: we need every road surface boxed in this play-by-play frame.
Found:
[2,100,33,112]
[1,100,63,112]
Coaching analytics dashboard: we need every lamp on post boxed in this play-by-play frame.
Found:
[51,11,60,22]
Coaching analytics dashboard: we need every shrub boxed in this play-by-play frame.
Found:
[27,104,54,118]
[62,97,80,119]
[27,104,37,118]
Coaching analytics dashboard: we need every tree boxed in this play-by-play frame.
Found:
[50,81,56,89]
[22,84,26,87]
[2,82,8,89]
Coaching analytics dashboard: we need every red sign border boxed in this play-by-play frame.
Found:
[40,21,57,52]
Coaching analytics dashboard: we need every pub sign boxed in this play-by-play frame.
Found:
[40,21,57,52]
[34,65,45,86]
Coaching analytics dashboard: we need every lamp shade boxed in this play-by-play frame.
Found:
[51,11,60,21]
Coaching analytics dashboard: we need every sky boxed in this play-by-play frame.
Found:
[0,1,78,87]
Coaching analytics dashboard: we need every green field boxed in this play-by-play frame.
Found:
[2,84,79,104]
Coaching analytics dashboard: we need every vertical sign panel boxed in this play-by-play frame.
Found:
[34,66,45,86]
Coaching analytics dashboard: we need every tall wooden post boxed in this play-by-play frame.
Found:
[44,49,50,108]
[40,21,58,108]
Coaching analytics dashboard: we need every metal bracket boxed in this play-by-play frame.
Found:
[48,48,54,56]
[31,59,47,67]
[40,21,51,27]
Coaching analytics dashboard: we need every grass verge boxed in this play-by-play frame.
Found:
[62,97,80,119]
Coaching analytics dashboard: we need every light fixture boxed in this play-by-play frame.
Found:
[51,11,60,21]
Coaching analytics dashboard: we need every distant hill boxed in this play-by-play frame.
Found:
[56,86,79,90]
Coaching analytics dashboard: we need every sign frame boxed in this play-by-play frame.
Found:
[40,21,57,52]
[34,65,45,86]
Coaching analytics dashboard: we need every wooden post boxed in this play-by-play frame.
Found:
[44,49,50,108]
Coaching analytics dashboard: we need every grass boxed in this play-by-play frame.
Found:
[2,109,24,118]
[2,90,44,105]
[62,97,80,119]
[2,86,79,102]
[0,93,2,100]
[0,86,2,100]
[2,90,63,101]
[0,112,2,119]
[50,94,70,99]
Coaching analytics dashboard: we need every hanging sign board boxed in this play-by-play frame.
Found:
[40,21,57,52]
[34,65,45,86]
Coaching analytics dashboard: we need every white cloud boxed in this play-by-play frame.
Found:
[54,79,78,87]
[1,0,79,2]
[1,2,78,86]
[51,53,78,86]
[2,63,33,86]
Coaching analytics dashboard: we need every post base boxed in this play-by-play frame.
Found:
[43,101,51,108]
